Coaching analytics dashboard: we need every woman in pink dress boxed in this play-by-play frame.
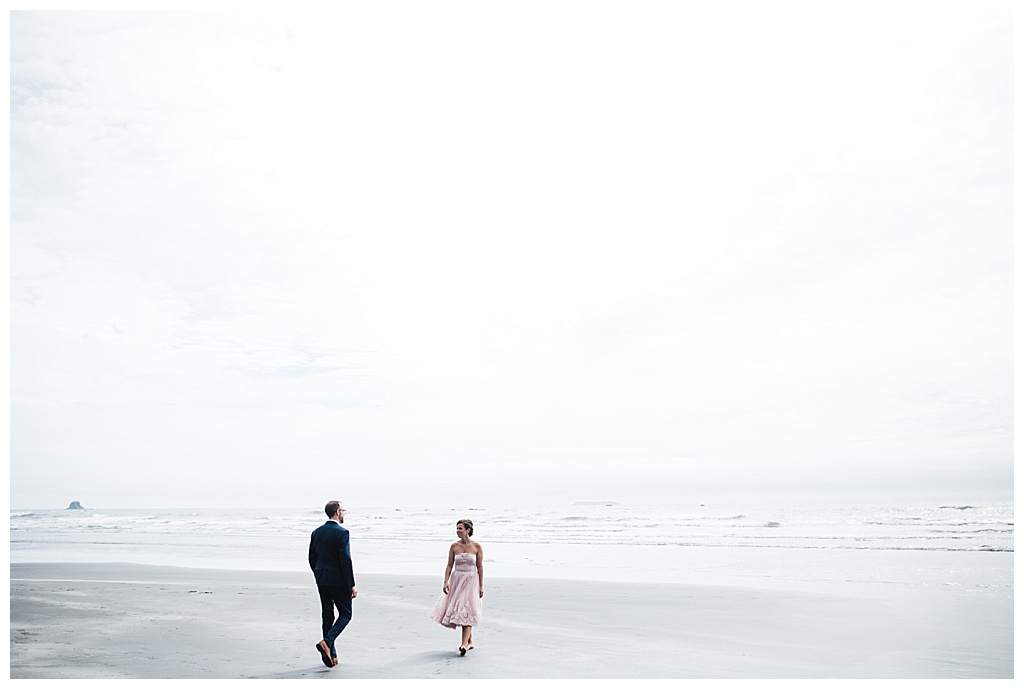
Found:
[429,519,484,655]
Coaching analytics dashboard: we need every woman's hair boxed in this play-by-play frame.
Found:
[457,518,474,536]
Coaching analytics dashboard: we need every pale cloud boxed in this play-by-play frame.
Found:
[9,4,1013,508]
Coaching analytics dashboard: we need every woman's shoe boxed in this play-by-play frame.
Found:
[459,647,467,657]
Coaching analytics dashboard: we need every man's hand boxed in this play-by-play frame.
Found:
[350,587,358,599]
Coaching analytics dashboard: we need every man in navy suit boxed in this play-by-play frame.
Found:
[309,500,357,668]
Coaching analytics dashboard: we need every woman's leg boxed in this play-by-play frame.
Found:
[460,625,472,653]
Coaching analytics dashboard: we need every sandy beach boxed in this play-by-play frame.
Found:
[10,557,1012,679]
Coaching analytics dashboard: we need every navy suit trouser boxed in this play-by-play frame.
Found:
[318,586,352,655]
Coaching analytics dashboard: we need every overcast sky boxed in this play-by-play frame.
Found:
[9,3,1013,508]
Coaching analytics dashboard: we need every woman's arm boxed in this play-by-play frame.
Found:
[476,543,484,598]
[442,543,456,593]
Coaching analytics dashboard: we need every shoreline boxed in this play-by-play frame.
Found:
[10,561,1013,679]
[9,542,1013,594]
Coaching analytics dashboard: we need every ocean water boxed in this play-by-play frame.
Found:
[9,500,1013,592]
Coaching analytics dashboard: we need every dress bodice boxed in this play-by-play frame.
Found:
[453,552,477,572]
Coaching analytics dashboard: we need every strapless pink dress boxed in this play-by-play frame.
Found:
[429,552,482,628]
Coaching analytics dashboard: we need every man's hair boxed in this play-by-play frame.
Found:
[325,501,341,518]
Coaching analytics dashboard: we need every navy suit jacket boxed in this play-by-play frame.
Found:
[308,520,356,589]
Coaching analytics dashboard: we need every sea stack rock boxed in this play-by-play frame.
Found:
[67,501,84,510]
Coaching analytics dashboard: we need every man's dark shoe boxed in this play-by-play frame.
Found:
[316,640,333,668]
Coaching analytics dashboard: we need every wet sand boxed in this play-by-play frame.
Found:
[9,560,1013,679]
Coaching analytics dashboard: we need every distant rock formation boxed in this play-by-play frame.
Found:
[66,501,85,510]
